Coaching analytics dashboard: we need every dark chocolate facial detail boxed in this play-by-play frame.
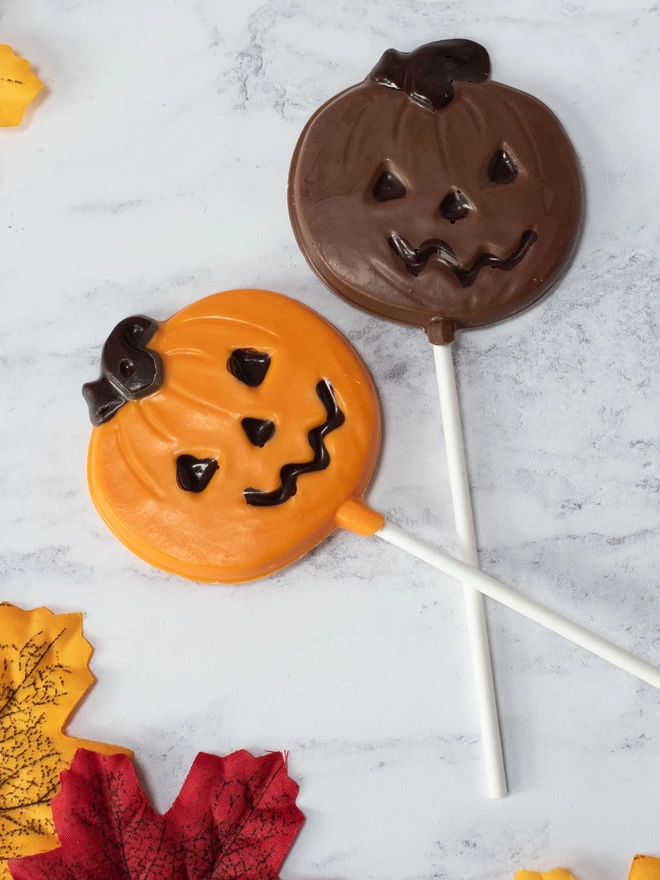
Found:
[289,39,583,344]
[82,316,163,426]
[244,380,345,507]
[373,170,406,202]
[389,229,537,285]
[439,190,470,222]
[227,349,271,387]
[487,149,518,185]
[176,455,219,493]
[242,417,276,447]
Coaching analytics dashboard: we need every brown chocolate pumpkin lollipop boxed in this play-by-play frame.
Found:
[289,39,584,799]
[289,38,582,343]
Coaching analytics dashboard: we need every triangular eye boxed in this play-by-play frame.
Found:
[487,150,518,185]
[176,455,218,493]
[372,170,407,202]
[227,349,271,386]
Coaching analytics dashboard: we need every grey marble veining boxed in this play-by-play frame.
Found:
[1,1,660,877]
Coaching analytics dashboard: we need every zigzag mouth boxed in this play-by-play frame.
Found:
[243,380,345,507]
[388,229,537,288]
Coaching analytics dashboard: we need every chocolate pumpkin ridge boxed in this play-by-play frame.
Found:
[87,289,382,583]
[288,44,584,343]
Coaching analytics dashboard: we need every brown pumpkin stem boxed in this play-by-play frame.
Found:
[369,39,491,111]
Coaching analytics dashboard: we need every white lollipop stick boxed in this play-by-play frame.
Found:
[433,341,507,799]
[376,521,660,690]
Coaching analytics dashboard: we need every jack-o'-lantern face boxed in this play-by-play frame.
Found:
[83,289,380,583]
[289,40,583,343]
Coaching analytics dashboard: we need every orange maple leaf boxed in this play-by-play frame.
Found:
[0,603,131,880]
[515,870,575,880]
[0,45,43,126]
[629,855,660,879]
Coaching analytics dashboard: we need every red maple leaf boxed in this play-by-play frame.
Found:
[8,748,304,880]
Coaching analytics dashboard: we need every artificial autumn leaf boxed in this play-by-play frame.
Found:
[9,748,304,880]
[0,603,130,880]
[629,855,660,879]
[515,871,575,880]
[515,858,660,880]
[0,45,43,126]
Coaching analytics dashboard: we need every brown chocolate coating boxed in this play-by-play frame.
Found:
[288,40,583,343]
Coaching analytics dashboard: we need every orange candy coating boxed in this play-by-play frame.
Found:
[87,289,383,583]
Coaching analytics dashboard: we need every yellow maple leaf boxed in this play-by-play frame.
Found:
[0,45,43,126]
[629,855,660,879]
[0,603,131,880]
[515,871,575,880]
[515,857,660,880]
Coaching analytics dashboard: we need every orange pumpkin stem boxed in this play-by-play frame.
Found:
[335,499,384,536]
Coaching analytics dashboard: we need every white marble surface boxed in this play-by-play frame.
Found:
[2,0,660,877]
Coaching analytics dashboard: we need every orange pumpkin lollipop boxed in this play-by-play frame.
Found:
[84,289,381,583]
[82,288,660,701]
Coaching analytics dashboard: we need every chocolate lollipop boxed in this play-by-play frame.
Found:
[83,289,380,583]
[81,289,660,703]
[288,39,584,797]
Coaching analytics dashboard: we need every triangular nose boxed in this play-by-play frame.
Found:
[242,418,276,447]
[439,190,470,221]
